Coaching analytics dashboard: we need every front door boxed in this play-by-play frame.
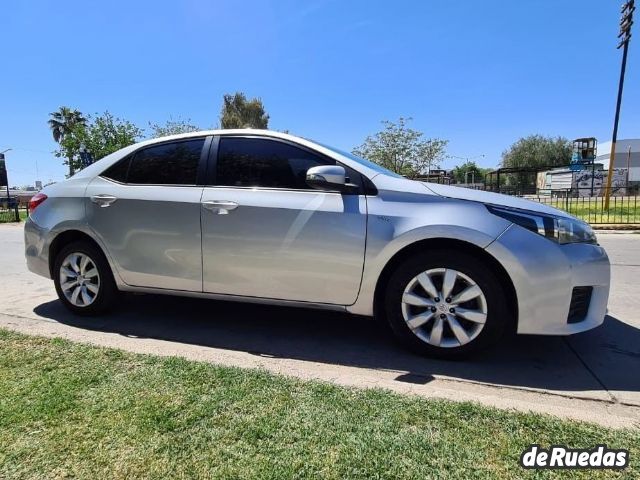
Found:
[201,136,367,305]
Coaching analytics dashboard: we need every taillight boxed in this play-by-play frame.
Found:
[28,193,48,213]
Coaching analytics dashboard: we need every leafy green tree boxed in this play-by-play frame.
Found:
[501,135,571,169]
[500,135,571,189]
[149,117,200,138]
[220,92,269,129]
[56,112,143,175]
[48,107,87,176]
[353,117,448,178]
[451,161,491,183]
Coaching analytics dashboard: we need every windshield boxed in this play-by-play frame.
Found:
[316,142,403,178]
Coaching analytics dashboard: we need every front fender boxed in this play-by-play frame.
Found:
[347,195,511,316]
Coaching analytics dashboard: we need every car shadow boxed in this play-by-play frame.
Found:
[33,293,640,396]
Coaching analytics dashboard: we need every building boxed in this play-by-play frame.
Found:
[596,138,640,184]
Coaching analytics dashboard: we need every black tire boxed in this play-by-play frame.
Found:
[384,249,510,359]
[53,240,118,316]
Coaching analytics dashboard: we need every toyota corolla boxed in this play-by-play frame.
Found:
[24,130,610,358]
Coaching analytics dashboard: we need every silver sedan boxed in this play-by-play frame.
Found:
[24,130,610,358]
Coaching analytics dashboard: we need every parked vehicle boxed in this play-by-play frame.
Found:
[24,130,610,358]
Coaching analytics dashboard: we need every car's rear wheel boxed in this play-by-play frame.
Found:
[384,250,509,358]
[53,241,118,315]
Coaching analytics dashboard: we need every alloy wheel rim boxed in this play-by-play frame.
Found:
[401,268,487,348]
[59,252,101,307]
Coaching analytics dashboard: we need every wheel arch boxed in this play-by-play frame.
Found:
[48,230,109,278]
[373,238,518,330]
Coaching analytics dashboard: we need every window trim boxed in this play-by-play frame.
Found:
[207,134,372,195]
[98,136,211,187]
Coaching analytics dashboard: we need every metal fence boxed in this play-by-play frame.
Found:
[431,182,640,225]
[525,189,639,225]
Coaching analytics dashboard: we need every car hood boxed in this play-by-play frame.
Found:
[370,173,572,218]
[421,182,572,218]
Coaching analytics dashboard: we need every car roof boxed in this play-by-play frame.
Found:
[72,129,384,181]
[138,128,298,146]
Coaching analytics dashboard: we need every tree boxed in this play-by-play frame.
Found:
[500,135,572,189]
[501,135,571,169]
[149,117,200,138]
[48,107,87,176]
[55,112,143,175]
[220,92,269,129]
[352,117,448,178]
[451,161,490,184]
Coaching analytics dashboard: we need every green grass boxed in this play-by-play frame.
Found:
[0,209,27,223]
[0,329,638,479]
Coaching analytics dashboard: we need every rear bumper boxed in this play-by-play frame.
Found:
[486,225,610,335]
[24,217,51,279]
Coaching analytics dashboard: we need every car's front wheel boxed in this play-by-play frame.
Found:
[53,241,118,315]
[384,250,510,358]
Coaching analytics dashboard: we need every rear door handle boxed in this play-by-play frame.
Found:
[202,200,239,214]
[90,194,118,208]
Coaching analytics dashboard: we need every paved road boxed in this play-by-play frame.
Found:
[1,223,639,428]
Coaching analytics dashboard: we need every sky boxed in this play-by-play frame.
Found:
[2,0,639,187]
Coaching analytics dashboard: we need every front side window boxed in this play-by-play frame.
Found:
[216,138,332,189]
[125,139,204,185]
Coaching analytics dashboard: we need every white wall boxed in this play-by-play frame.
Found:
[596,139,640,182]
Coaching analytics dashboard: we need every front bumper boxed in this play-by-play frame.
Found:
[486,224,610,335]
[24,217,52,279]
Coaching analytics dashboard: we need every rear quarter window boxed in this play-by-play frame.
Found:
[101,156,131,183]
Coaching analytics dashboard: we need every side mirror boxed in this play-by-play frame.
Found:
[306,165,358,193]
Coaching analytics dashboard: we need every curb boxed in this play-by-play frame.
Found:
[592,225,640,233]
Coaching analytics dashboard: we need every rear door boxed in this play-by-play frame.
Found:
[200,136,367,305]
[85,137,210,291]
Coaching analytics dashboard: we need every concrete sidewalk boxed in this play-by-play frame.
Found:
[1,223,639,428]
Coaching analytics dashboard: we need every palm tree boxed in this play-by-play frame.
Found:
[48,107,87,176]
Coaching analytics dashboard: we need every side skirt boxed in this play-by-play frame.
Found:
[117,284,349,312]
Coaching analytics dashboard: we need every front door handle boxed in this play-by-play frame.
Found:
[90,194,118,208]
[202,200,239,215]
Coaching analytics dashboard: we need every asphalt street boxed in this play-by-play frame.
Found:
[1,223,639,428]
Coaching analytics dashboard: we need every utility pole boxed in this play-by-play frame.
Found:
[605,0,634,209]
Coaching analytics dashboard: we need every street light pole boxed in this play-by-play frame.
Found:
[605,0,634,209]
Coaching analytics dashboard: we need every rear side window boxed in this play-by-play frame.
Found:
[216,137,332,189]
[125,139,204,185]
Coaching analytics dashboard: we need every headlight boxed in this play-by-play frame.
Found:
[556,217,597,244]
[486,205,597,245]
